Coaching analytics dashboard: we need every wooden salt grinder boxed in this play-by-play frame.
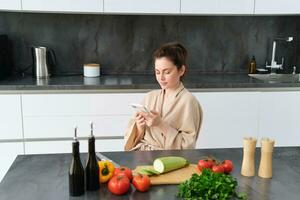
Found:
[258,138,275,178]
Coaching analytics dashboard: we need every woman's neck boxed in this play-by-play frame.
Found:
[163,82,181,97]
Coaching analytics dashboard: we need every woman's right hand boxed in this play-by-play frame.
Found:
[135,112,146,136]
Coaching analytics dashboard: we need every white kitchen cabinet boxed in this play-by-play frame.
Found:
[22,0,103,13]
[255,0,300,14]
[0,0,21,11]
[258,92,300,146]
[24,139,124,154]
[17,90,300,154]
[193,92,259,148]
[22,93,144,138]
[22,93,143,117]
[23,115,130,138]
[181,0,255,15]
[104,0,180,14]
[0,142,23,182]
[0,95,23,140]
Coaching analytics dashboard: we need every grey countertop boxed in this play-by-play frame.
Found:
[0,147,299,200]
[1,74,300,93]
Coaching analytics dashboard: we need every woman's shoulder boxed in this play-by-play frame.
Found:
[181,88,198,102]
[180,88,202,110]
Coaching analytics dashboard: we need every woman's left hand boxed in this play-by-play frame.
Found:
[140,110,170,135]
[143,110,162,127]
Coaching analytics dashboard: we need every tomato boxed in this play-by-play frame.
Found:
[197,159,215,171]
[222,160,234,173]
[132,174,151,192]
[212,165,224,173]
[114,167,133,181]
[108,174,131,195]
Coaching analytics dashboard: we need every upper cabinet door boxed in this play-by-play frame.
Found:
[0,0,21,10]
[255,0,300,14]
[181,0,255,15]
[22,0,103,13]
[104,0,180,14]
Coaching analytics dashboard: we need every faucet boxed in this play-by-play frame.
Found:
[265,37,293,74]
[292,66,296,74]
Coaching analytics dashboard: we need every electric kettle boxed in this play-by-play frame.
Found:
[31,46,56,78]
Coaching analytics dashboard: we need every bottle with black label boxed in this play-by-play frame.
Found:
[69,127,85,196]
[85,122,100,191]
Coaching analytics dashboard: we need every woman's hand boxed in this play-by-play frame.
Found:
[144,110,162,127]
[142,110,170,135]
[135,112,146,136]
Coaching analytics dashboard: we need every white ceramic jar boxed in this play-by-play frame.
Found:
[83,63,100,77]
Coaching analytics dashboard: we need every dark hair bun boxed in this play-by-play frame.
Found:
[153,42,188,69]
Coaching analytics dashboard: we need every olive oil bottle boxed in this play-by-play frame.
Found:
[85,122,100,191]
[69,127,85,196]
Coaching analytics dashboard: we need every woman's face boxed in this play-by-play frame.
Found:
[155,57,185,90]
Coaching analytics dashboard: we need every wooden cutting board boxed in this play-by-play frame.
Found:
[133,164,200,185]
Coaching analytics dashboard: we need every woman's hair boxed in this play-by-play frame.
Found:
[153,42,188,79]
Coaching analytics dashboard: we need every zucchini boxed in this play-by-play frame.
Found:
[137,167,160,176]
[153,156,189,173]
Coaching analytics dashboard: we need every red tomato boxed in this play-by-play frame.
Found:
[132,174,151,192]
[114,167,133,181]
[108,174,130,195]
[222,160,234,173]
[212,165,224,173]
[197,159,215,171]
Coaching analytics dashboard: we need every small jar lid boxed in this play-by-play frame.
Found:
[84,63,100,68]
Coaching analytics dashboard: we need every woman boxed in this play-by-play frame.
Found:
[124,42,203,151]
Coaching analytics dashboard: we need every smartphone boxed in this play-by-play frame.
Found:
[130,103,149,113]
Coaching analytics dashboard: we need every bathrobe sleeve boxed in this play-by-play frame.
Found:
[124,119,137,151]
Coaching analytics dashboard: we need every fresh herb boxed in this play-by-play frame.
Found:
[177,169,247,200]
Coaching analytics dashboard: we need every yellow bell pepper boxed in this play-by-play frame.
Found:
[98,160,115,183]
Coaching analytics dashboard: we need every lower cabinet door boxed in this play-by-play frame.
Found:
[0,94,23,140]
[193,92,259,148]
[23,115,130,138]
[24,139,124,154]
[259,92,300,146]
[0,142,24,182]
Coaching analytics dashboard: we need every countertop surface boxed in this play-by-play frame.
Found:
[1,74,300,93]
[0,147,299,200]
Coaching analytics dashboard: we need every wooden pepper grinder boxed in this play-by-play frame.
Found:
[258,138,275,178]
[241,137,257,177]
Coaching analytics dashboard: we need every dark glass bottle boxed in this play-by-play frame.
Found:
[249,56,257,74]
[69,127,85,196]
[85,122,100,191]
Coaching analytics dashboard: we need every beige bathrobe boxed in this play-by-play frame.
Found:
[124,83,203,151]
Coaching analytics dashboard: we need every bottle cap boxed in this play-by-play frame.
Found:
[90,122,94,137]
[74,126,78,141]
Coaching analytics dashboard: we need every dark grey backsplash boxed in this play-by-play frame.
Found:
[0,12,299,75]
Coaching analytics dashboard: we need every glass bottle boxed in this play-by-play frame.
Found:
[69,127,85,196]
[249,56,257,74]
[85,122,100,191]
